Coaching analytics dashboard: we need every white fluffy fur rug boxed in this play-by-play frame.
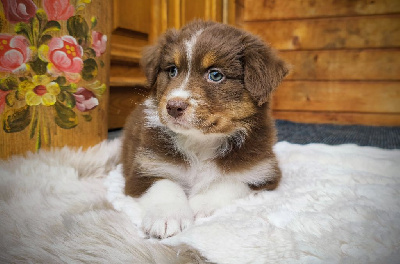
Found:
[1,139,399,264]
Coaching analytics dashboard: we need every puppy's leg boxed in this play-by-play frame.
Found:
[189,180,251,219]
[139,179,194,238]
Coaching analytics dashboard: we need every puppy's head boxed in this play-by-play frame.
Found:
[141,21,288,136]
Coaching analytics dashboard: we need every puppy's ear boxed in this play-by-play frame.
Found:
[243,35,289,106]
[141,43,161,88]
[141,29,178,88]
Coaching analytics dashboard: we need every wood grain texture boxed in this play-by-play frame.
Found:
[244,0,400,21]
[243,0,400,126]
[111,33,148,63]
[108,86,150,129]
[245,15,400,50]
[110,63,147,87]
[281,49,400,81]
[234,0,244,27]
[272,111,400,126]
[182,0,223,24]
[273,81,400,113]
[150,0,168,44]
[113,0,150,34]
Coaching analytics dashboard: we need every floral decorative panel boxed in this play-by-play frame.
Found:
[0,0,111,159]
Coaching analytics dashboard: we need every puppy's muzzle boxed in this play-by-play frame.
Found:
[166,99,188,118]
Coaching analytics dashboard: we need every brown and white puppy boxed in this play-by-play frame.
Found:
[122,20,288,239]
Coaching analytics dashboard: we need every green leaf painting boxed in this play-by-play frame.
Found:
[3,105,31,133]
[67,15,89,44]
[54,101,78,129]
[82,58,98,81]
[0,77,19,91]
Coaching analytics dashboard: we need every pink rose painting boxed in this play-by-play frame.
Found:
[43,0,74,21]
[73,87,99,112]
[47,36,83,74]
[92,31,107,57]
[0,34,31,72]
[1,0,37,23]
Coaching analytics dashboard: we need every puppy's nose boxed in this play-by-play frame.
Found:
[166,99,188,118]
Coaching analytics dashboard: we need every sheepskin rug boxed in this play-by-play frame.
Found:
[1,139,399,264]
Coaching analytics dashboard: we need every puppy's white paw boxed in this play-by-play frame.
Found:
[138,179,194,239]
[189,180,252,219]
[142,203,194,239]
[189,194,223,219]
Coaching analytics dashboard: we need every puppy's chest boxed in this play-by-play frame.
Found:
[180,160,221,194]
[170,135,225,193]
[137,134,224,194]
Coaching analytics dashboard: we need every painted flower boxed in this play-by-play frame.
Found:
[43,0,74,21]
[39,36,83,82]
[47,36,83,73]
[0,0,37,23]
[19,75,60,106]
[0,34,31,73]
[91,31,107,57]
[0,90,9,113]
[73,87,98,112]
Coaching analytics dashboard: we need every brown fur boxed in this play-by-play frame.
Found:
[122,20,288,197]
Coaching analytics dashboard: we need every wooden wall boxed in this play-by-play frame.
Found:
[243,0,400,126]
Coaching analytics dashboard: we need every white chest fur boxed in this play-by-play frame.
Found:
[135,133,225,195]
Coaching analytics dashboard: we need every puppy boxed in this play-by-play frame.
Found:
[122,20,288,239]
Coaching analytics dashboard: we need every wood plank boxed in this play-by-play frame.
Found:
[110,64,147,86]
[272,81,400,113]
[149,0,168,44]
[110,76,147,87]
[234,0,244,27]
[182,0,223,24]
[167,0,182,29]
[108,86,151,129]
[245,15,400,50]
[244,0,400,21]
[111,32,148,63]
[280,49,400,81]
[272,111,400,126]
[113,0,150,34]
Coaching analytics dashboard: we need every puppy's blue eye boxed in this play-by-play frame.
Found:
[208,70,224,82]
[168,66,178,78]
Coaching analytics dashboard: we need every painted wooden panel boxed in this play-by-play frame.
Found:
[281,49,400,81]
[244,0,400,21]
[273,81,400,113]
[0,0,111,159]
[272,111,400,126]
[245,15,400,50]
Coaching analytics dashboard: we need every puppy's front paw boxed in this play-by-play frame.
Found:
[142,203,194,239]
[189,181,252,219]
[138,179,194,238]
[189,194,222,219]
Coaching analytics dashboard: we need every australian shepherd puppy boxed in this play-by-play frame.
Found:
[122,20,289,239]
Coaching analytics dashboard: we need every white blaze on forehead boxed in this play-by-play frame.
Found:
[168,89,190,99]
[167,29,204,100]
